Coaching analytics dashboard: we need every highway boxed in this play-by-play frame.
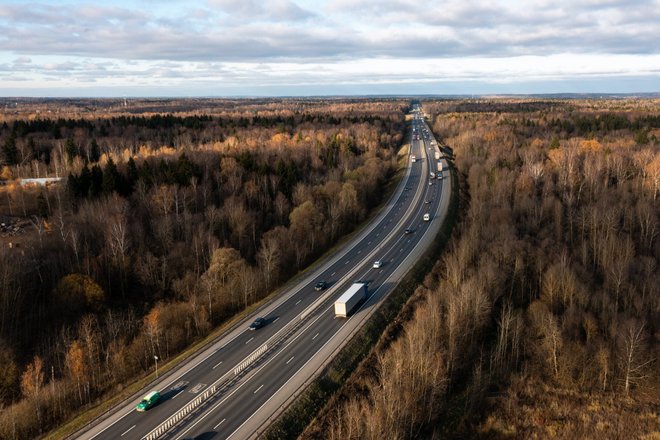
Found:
[76,106,452,440]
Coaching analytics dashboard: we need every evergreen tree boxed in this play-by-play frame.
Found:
[2,136,19,165]
[89,139,101,163]
[102,158,120,195]
[36,192,49,217]
[65,138,77,164]
[89,165,103,197]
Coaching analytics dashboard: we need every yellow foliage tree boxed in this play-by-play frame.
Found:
[53,274,105,316]
[0,165,12,180]
[66,340,87,403]
[579,138,602,153]
[20,355,44,399]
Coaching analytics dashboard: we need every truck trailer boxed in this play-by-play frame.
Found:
[434,151,441,160]
[334,283,368,318]
[437,161,443,173]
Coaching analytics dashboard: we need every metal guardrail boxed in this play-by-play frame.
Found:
[143,384,217,440]
[142,291,349,440]
[234,344,268,376]
[142,343,267,440]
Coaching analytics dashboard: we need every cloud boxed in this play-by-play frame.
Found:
[0,0,657,95]
[208,0,315,21]
[1,0,657,63]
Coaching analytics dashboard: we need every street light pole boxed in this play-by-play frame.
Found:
[154,355,159,378]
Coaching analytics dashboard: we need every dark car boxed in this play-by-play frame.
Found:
[314,280,327,291]
[249,317,266,330]
[404,228,412,235]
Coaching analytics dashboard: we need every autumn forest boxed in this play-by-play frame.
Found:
[0,97,658,439]
[0,98,405,438]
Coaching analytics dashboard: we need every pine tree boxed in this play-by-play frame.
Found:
[2,136,19,165]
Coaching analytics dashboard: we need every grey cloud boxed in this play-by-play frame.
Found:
[208,0,315,21]
[0,0,658,65]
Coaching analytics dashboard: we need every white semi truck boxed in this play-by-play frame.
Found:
[334,283,368,318]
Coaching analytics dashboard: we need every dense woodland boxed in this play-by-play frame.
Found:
[305,99,659,439]
[0,99,406,438]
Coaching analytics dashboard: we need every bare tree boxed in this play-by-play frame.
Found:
[618,321,653,395]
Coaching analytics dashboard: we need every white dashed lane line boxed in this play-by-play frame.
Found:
[121,425,135,437]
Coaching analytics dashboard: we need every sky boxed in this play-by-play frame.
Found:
[0,0,659,97]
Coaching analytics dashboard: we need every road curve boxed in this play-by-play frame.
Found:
[75,106,451,440]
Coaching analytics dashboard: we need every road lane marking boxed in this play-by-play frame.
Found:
[176,301,339,439]
[172,390,183,399]
[273,317,280,323]
[331,272,336,276]
[286,356,295,365]
[312,332,319,340]
[246,337,254,344]
[214,419,226,429]
[172,380,188,390]
[295,299,301,305]
[190,383,206,393]
[253,384,264,394]
[120,425,135,437]
[213,361,223,369]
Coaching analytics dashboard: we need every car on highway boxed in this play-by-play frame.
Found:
[424,199,432,204]
[372,260,383,269]
[314,280,327,291]
[136,391,160,412]
[423,213,430,222]
[404,228,413,235]
[249,317,266,330]
[428,181,433,186]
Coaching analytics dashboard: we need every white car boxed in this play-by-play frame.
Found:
[423,213,430,222]
[373,260,382,269]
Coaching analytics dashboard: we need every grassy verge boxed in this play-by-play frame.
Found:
[261,161,460,440]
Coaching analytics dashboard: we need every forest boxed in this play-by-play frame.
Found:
[304,98,659,439]
[0,98,407,438]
